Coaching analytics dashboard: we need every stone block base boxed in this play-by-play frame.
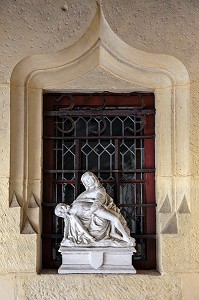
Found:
[58,246,136,274]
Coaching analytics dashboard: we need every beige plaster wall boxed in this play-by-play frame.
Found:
[0,0,199,299]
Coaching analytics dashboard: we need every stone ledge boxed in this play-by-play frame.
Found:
[58,265,136,274]
[41,269,160,276]
[58,246,136,274]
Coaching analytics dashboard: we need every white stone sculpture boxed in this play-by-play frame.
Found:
[55,171,136,273]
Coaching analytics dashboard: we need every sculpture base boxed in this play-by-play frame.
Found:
[58,246,136,274]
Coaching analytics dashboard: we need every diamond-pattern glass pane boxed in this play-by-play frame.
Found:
[124,116,136,132]
[120,140,136,171]
[81,140,115,171]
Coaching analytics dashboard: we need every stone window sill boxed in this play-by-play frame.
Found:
[40,269,160,276]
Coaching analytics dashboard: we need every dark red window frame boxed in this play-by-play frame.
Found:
[42,93,156,270]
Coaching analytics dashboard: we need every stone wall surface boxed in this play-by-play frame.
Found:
[0,273,183,300]
[0,0,199,299]
[1,0,199,82]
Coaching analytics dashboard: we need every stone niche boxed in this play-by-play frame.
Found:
[9,4,190,274]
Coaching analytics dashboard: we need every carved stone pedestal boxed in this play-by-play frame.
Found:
[58,246,136,274]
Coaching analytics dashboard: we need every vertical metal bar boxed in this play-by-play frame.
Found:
[98,137,100,179]
[114,138,120,205]
[60,117,63,203]
[85,118,89,171]
[140,136,144,234]
[75,138,81,198]
[55,116,58,203]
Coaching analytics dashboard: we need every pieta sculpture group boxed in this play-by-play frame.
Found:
[55,171,135,247]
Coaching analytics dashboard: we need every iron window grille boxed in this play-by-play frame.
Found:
[42,93,156,270]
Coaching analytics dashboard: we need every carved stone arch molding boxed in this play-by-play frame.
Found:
[9,4,190,271]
